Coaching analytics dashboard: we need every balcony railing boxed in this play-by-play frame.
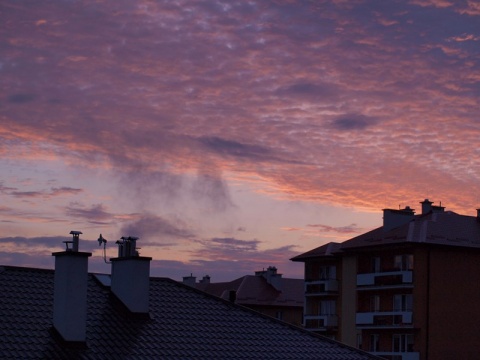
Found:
[357,270,412,286]
[356,311,412,327]
[305,279,339,294]
[304,314,338,329]
[371,351,419,360]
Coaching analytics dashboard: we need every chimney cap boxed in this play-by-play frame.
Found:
[63,230,83,252]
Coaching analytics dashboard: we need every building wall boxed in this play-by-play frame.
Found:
[412,246,429,359]
[340,254,357,347]
[427,246,480,360]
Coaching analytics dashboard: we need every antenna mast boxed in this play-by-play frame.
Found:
[97,234,111,264]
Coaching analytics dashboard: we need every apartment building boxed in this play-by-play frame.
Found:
[291,199,480,360]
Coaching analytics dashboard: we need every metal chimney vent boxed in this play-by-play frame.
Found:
[64,230,82,252]
[115,236,139,257]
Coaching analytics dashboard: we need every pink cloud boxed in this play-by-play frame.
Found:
[1,0,480,280]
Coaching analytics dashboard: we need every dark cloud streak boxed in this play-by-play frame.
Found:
[307,223,363,234]
[120,213,195,243]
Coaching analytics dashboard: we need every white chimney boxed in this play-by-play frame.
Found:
[110,236,152,313]
[52,231,91,342]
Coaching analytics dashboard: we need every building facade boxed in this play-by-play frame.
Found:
[292,199,480,360]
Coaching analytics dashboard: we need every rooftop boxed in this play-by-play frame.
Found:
[292,201,480,261]
[0,265,379,359]
[341,211,480,250]
[196,275,303,307]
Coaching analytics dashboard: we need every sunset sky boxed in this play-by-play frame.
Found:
[1,0,480,281]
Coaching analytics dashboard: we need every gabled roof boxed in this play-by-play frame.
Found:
[291,210,480,261]
[196,275,303,307]
[291,242,342,261]
[341,211,480,250]
[0,265,380,359]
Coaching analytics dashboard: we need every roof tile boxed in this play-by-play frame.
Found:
[0,265,379,359]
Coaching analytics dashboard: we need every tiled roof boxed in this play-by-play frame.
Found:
[197,275,303,307]
[0,265,379,359]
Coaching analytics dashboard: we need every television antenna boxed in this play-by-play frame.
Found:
[97,234,111,264]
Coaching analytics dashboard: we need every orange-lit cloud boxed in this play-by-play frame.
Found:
[1,0,479,280]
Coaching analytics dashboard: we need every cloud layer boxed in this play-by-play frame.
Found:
[1,0,479,279]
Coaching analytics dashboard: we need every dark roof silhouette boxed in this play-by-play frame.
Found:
[292,210,480,262]
[341,211,480,250]
[196,275,303,307]
[0,265,380,359]
[291,242,342,261]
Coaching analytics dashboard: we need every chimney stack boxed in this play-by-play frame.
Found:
[383,206,415,232]
[52,231,91,342]
[420,199,433,215]
[228,290,237,303]
[110,236,152,313]
[420,198,445,215]
[182,274,197,287]
[199,275,211,284]
[255,266,283,291]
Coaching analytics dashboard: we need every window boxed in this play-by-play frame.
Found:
[393,334,414,352]
[372,257,381,273]
[393,294,413,312]
[370,295,380,312]
[319,265,336,280]
[319,300,336,315]
[394,254,414,271]
[370,334,380,352]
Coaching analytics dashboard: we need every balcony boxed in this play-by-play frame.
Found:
[371,351,419,360]
[305,279,338,294]
[356,311,412,328]
[304,314,338,330]
[357,270,412,287]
